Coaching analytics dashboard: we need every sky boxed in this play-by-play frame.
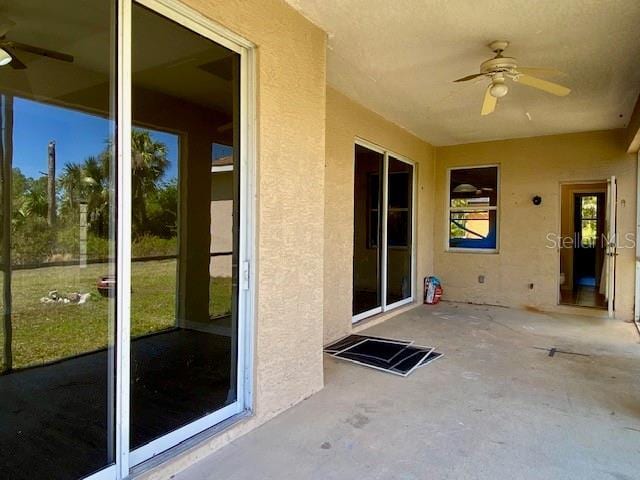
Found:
[12,97,179,181]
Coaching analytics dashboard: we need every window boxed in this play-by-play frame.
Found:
[212,143,234,172]
[448,166,499,251]
[579,195,598,247]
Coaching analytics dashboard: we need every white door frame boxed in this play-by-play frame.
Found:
[352,138,416,324]
[86,1,256,478]
[635,152,640,324]
[606,176,617,318]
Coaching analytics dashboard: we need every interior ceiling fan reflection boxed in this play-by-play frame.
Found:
[0,17,74,69]
[453,183,494,195]
[453,40,570,116]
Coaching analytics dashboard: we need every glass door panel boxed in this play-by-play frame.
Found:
[0,1,116,478]
[386,157,413,305]
[130,3,240,454]
[353,144,384,317]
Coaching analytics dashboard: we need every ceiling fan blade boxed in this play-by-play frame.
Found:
[0,18,15,38]
[2,46,26,69]
[481,85,497,116]
[454,72,486,83]
[517,67,565,78]
[514,74,570,96]
[6,40,73,63]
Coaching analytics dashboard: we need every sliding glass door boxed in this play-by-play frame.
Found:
[0,1,252,479]
[128,2,242,463]
[0,1,117,478]
[352,142,414,323]
[353,144,384,318]
[386,156,413,308]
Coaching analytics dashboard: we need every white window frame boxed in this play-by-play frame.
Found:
[352,138,417,324]
[446,164,500,254]
[85,1,256,479]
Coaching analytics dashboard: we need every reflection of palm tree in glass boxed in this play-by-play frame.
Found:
[131,129,168,237]
[59,129,168,239]
[59,155,111,238]
[17,178,48,219]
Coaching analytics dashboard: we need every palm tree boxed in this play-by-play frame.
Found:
[16,177,48,220]
[59,155,111,236]
[130,129,168,237]
[59,130,168,239]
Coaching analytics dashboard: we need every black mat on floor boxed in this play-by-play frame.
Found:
[324,334,410,353]
[418,351,443,367]
[324,335,440,377]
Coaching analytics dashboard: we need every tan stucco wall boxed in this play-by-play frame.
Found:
[141,0,326,477]
[324,87,435,344]
[210,171,233,277]
[434,129,637,320]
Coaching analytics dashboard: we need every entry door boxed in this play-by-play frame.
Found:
[352,141,414,323]
[604,176,617,317]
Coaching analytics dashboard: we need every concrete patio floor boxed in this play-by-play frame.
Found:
[175,303,640,480]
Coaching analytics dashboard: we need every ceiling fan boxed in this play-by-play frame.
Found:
[0,17,74,70]
[454,40,570,116]
[453,183,494,195]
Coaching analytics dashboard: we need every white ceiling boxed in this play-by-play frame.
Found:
[286,0,640,145]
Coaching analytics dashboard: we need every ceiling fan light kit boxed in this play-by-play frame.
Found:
[0,47,11,66]
[489,76,509,98]
[454,40,571,115]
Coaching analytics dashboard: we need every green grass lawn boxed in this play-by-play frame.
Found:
[0,259,231,370]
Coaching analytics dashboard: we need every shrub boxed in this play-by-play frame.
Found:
[132,235,177,258]
[11,216,56,265]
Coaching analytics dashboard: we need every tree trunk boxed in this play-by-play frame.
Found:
[47,141,56,226]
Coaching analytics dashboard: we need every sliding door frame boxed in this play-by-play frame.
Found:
[352,139,385,323]
[384,153,416,312]
[102,0,255,478]
[352,138,416,324]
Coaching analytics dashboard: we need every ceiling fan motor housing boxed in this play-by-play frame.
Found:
[480,56,517,75]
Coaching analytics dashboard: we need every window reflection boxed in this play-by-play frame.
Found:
[0,1,116,478]
[129,3,240,452]
[386,157,413,305]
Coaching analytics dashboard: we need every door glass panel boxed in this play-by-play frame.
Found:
[130,4,240,451]
[0,1,116,479]
[386,157,413,305]
[353,144,383,316]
